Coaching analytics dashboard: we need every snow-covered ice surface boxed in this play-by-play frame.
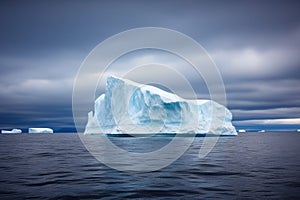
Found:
[85,76,237,136]
[28,128,53,133]
[1,129,22,134]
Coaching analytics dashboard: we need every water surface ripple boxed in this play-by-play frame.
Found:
[0,132,299,199]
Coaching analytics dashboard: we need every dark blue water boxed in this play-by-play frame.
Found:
[0,132,299,199]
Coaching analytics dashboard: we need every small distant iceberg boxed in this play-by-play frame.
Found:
[238,129,246,133]
[28,128,53,133]
[297,129,300,132]
[258,130,265,132]
[1,129,22,134]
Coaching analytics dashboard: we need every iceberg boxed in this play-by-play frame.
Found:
[1,129,22,134]
[28,128,53,133]
[84,111,103,134]
[238,129,246,133]
[85,76,237,135]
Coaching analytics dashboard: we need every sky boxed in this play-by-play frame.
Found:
[0,0,299,132]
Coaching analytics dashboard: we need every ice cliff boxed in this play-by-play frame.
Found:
[85,76,237,135]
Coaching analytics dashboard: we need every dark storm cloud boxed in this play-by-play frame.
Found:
[1,1,299,53]
[0,0,299,131]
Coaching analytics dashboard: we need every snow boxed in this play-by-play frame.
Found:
[28,128,53,133]
[1,129,22,134]
[85,76,237,135]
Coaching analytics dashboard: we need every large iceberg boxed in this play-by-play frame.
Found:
[1,129,22,134]
[28,128,53,133]
[85,76,237,135]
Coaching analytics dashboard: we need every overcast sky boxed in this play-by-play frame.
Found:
[0,0,299,132]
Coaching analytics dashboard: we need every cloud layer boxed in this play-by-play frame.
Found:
[0,1,299,131]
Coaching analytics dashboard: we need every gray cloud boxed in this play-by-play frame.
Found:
[0,1,299,131]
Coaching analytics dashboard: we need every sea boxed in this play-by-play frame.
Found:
[0,132,299,199]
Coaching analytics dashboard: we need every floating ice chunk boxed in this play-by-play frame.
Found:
[28,128,53,133]
[1,129,22,134]
[85,76,237,135]
[238,129,246,133]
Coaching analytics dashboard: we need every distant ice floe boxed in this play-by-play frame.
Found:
[238,129,246,133]
[28,128,53,133]
[258,130,265,132]
[1,129,22,134]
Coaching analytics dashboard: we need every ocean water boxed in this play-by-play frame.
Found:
[0,132,299,199]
